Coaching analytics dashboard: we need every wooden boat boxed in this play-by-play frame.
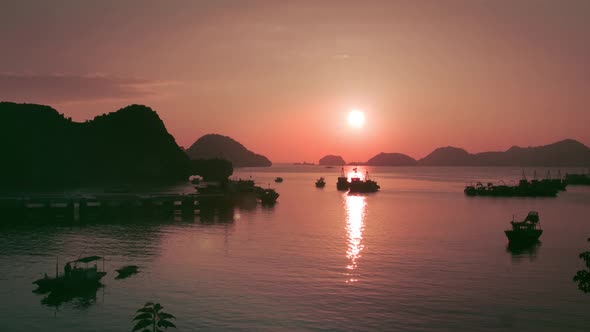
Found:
[315,177,326,188]
[255,187,279,204]
[348,171,380,193]
[504,211,543,243]
[33,256,106,292]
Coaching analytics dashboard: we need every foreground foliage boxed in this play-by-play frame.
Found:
[573,238,590,293]
[133,302,176,332]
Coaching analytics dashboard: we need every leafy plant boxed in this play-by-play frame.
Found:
[133,302,177,332]
[573,238,590,294]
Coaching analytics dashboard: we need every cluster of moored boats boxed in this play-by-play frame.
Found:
[465,171,568,197]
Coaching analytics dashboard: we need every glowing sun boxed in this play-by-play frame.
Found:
[347,109,365,128]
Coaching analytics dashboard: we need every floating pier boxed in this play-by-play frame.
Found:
[0,193,228,222]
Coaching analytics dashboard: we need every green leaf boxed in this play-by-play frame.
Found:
[159,312,176,320]
[136,307,153,313]
[154,303,163,312]
[133,313,152,321]
[158,320,177,329]
[132,320,151,332]
[144,301,154,307]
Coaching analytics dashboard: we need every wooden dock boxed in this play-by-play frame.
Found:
[0,193,229,222]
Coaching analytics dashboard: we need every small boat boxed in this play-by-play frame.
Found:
[33,256,107,293]
[315,177,326,188]
[275,177,284,183]
[348,171,380,193]
[504,211,543,243]
[256,188,280,204]
[115,265,139,279]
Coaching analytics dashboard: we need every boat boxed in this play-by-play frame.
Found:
[336,168,350,191]
[315,177,326,188]
[33,256,107,293]
[255,187,279,204]
[566,170,590,185]
[540,170,567,191]
[464,171,560,197]
[115,265,139,279]
[274,177,284,183]
[349,171,380,193]
[504,211,543,243]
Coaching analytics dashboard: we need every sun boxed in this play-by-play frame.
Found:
[347,109,365,128]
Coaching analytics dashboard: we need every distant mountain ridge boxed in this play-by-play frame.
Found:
[186,134,271,167]
[0,102,191,187]
[333,139,590,167]
[418,139,590,166]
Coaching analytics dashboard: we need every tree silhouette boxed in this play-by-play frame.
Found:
[573,238,590,293]
[190,158,233,182]
[133,302,176,332]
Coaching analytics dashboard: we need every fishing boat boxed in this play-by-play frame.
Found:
[349,171,380,193]
[336,168,350,191]
[504,211,543,243]
[33,256,106,292]
[255,187,280,204]
[315,177,326,188]
[274,177,284,183]
[566,170,590,185]
[115,265,139,279]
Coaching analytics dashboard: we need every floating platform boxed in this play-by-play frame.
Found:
[0,192,230,222]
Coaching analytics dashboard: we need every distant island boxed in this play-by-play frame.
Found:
[185,134,272,167]
[366,153,418,166]
[329,139,590,167]
[0,102,191,188]
[319,155,346,166]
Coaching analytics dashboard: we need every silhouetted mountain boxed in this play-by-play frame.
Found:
[319,155,346,166]
[0,102,191,188]
[186,134,271,167]
[419,147,474,166]
[419,139,590,166]
[366,153,418,166]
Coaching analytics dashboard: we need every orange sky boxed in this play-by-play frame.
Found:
[1,0,589,162]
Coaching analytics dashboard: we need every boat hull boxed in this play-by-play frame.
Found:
[33,272,107,292]
[349,181,380,193]
[504,229,543,243]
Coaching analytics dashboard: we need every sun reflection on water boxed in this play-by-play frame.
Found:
[344,194,366,283]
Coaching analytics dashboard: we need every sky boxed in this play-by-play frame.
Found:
[1,0,589,162]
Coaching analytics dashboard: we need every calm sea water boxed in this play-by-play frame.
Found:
[1,166,589,331]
